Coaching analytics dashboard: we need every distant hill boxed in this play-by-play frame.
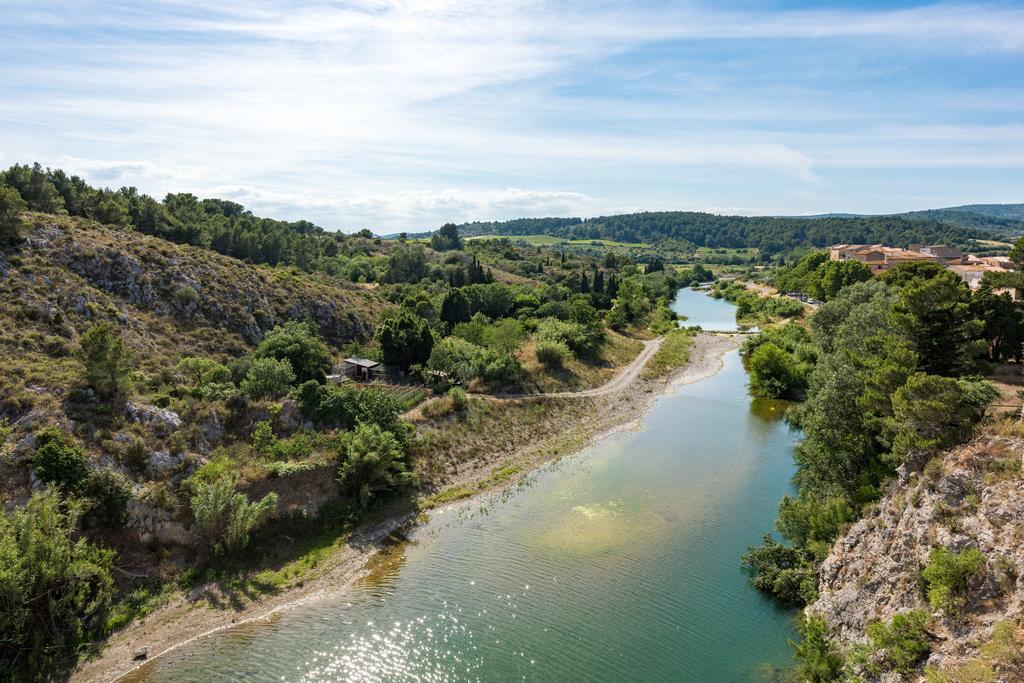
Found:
[457,211,987,256]
[453,203,1024,254]
[941,203,1024,220]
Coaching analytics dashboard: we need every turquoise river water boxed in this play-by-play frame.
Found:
[131,290,799,682]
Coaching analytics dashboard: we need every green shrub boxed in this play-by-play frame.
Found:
[741,534,817,605]
[77,322,134,398]
[420,396,456,420]
[254,321,331,383]
[0,491,115,680]
[747,342,807,399]
[265,460,317,479]
[923,546,986,614]
[190,479,278,555]
[337,423,417,508]
[535,340,570,368]
[792,615,843,683]
[172,284,199,307]
[241,357,295,399]
[449,387,468,410]
[863,609,932,676]
[81,468,132,529]
[294,380,360,427]
[535,317,603,357]
[31,428,89,492]
[426,336,488,386]
[250,420,276,456]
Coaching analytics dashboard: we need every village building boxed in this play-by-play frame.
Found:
[829,244,1016,298]
[828,244,940,273]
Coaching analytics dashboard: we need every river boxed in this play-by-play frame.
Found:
[671,285,755,332]
[130,290,799,682]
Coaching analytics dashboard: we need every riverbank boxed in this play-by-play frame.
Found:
[74,332,739,683]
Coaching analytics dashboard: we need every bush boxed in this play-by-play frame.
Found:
[449,387,468,410]
[190,480,278,555]
[741,534,817,605]
[426,336,488,386]
[294,380,360,427]
[172,284,199,307]
[535,340,570,368]
[31,428,89,492]
[77,322,133,398]
[0,491,115,680]
[81,468,132,529]
[254,321,331,383]
[420,396,456,420]
[747,342,806,399]
[535,317,603,357]
[792,615,843,683]
[337,423,417,508]
[923,546,986,615]
[863,610,932,676]
[241,357,295,399]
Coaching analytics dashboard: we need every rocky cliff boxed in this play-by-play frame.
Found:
[810,423,1024,681]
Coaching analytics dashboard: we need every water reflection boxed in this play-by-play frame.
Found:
[133,350,800,682]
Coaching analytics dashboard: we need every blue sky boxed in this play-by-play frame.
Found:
[1,1,1022,231]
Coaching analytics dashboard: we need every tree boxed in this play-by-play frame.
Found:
[440,289,471,326]
[971,286,1024,362]
[747,342,805,399]
[890,271,983,376]
[81,468,132,529]
[426,336,487,386]
[0,491,115,680]
[809,259,872,301]
[0,185,26,245]
[190,480,278,555]
[376,308,434,370]
[241,357,296,399]
[77,323,133,398]
[1,163,64,213]
[337,423,417,508]
[31,428,88,492]
[792,615,843,683]
[254,322,331,383]
[430,223,463,251]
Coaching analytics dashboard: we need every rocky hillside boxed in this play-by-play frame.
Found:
[0,214,381,413]
[810,418,1024,681]
[0,214,385,515]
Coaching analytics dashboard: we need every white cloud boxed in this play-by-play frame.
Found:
[1,1,1022,226]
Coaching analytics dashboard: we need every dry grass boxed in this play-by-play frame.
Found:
[515,328,643,394]
[411,395,599,486]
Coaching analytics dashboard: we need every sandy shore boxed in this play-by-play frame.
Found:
[73,332,739,683]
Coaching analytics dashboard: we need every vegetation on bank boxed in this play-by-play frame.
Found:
[642,328,696,380]
[709,280,806,325]
[737,254,1024,680]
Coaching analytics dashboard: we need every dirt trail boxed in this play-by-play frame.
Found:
[486,336,664,400]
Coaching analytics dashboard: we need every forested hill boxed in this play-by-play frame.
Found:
[899,206,1024,234]
[457,211,986,256]
[0,162,364,273]
[941,203,1024,220]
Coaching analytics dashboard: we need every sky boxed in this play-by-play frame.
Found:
[0,0,1022,232]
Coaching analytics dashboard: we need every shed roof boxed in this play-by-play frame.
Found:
[344,357,381,369]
